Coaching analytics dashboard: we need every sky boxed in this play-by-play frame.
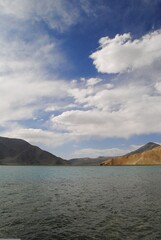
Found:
[0,0,161,159]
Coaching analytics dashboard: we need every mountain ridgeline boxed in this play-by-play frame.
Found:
[0,137,160,166]
[0,137,68,165]
[126,142,160,156]
[101,142,161,166]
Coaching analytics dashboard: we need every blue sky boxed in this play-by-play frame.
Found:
[0,0,161,159]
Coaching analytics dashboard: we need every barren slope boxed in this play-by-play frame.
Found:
[101,143,161,166]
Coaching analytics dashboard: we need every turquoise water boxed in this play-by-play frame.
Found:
[0,166,161,239]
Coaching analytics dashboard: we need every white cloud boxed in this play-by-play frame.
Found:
[72,147,129,158]
[0,70,69,125]
[1,28,161,146]
[45,103,77,113]
[51,69,161,139]
[86,77,102,86]
[0,0,108,130]
[72,143,145,158]
[0,0,98,32]
[0,0,77,31]
[0,34,66,74]
[90,30,161,73]
[155,82,161,93]
[1,126,71,148]
[0,32,71,126]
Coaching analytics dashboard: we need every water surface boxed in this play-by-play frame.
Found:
[0,166,161,240]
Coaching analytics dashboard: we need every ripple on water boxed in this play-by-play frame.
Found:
[0,166,161,239]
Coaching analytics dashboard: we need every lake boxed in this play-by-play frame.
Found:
[0,166,161,240]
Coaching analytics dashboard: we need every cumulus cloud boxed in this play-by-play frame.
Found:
[51,104,161,138]
[51,66,161,139]
[90,30,161,73]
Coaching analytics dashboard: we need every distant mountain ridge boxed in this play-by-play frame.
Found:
[69,156,111,166]
[101,142,161,166]
[0,136,68,165]
[0,137,160,166]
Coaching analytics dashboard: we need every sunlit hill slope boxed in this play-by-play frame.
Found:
[101,142,161,166]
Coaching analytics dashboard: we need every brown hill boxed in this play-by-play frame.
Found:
[126,142,160,156]
[101,143,161,166]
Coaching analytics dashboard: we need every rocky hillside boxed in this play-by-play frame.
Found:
[0,136,68,165]
[126,142,160,156]
[101,142,161,166]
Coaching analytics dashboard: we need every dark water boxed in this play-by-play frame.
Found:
[0,166,161,240]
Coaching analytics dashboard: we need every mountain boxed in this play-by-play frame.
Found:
[101,142,160,166]
[126,142,160,156]
[69,156,111,166]
[0,136,68,165]
[1,137,160,166]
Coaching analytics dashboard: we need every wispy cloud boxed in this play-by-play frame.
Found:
[0,33,69,125]
[0,0,102,32]
[0,0,78,31]
[0,0,71,126]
